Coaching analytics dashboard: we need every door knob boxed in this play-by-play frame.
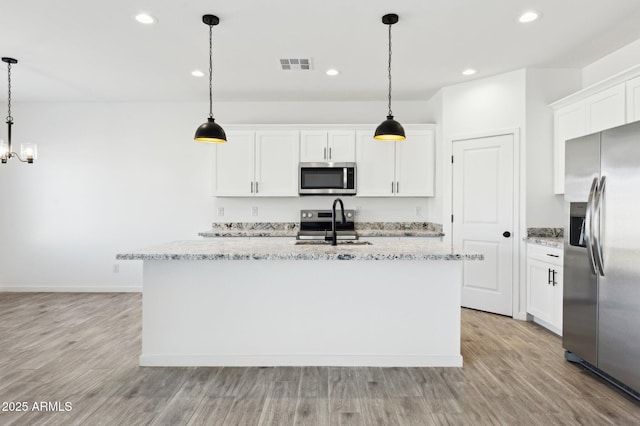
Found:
[503,231,511,238]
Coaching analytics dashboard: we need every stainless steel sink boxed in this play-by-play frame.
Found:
[294,240,372,246]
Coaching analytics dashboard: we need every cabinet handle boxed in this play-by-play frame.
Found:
[324,148,327,160]
[546,253,560,258]
[251,182,254,193]
[396,182,399,194]
[391,182,394,193]
[256,182,259,193]
[552,269,557,286]
[548,268,552,285]
[329,147,332,160]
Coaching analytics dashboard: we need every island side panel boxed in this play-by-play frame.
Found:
[141,259,462,367]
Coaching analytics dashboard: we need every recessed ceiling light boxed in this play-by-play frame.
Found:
[326,69,339,76]
[191,70,205,77]
[135,13,156,24]
[462,69,477,76]
[518,11,541,23]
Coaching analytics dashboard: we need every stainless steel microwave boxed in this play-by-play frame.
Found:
[298,162,356,195]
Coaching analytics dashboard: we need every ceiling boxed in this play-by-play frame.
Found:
[2,0,640,103]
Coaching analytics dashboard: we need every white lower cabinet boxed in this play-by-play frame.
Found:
[526,243,563,335]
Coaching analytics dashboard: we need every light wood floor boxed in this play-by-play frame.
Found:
[0,293,639,425]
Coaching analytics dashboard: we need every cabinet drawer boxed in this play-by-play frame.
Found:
[527,244,563,265]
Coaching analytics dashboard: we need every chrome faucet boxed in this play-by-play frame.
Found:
[329,197,346,246]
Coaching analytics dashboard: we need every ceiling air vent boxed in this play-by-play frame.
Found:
[279,58,312,71]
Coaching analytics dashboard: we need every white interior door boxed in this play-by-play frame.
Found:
[452,134,514,316]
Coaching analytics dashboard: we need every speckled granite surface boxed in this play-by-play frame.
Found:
[116,238,481,261]
[198,222,443,238]
[525,228,564,249]
[527,227,564,238]
[356,222,443,237]
[525,237,564,249]
[199,222,298,237]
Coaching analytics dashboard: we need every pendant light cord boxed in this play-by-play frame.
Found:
[387,24,393,117]
[6,62,12,123]
[208,23,214,119]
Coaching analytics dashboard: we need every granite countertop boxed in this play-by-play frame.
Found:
[116,238,482,261]
[525,237,563,249]
[198,222,444,238]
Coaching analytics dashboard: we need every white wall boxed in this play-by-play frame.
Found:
[583,38,640,88]
[525,69,582,227]
[0,100,432,291]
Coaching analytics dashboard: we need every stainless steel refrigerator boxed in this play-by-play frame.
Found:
[564,120,640,399]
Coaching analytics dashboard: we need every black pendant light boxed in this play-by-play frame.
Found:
[374,13,405,141]
[194,14,227,143]
[1,57,37,164]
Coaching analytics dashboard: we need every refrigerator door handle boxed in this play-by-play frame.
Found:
[585,177,599,275]
[593,175,607,276]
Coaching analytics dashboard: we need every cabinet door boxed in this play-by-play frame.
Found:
[626,76,640,123]
[327,130,356,162]
[586,83,626,134]
[552,265,563,333]
[553,103,586,194]
[526,258,555,325]
[395,130,435,197]
[355,130,395,196]
[300,131,328,162]
[255,130,300,196]
[212,131,255,196]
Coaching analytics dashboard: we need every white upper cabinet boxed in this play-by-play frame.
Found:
[355,130,396,196]
[585,83,626,134]
[626,75,640,123]
[395,130,435,197]
[212,130,299,197]
[356,126,435,197]
[300,130,355,162]
[255,130,300,196]
[553,104,586,194]
[551,66,640,194]
[212,131,255,196]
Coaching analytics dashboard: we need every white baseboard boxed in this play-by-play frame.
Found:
[513,311,529,321]
[532,316,562,336]
[0,286,142,293]
[139,353,464,368]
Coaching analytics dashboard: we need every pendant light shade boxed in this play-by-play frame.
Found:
[194,14,227,143]
[374,115,405,141]
[374,14,405,141]
[194,117,227,143]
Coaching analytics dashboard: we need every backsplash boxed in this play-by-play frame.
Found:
[356,222,442,233]
[527,227,564,238]
[200,221,444,238]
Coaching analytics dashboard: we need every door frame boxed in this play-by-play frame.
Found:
[443,128,526,320]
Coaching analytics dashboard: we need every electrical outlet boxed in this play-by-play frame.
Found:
[415,207,422,217]
[112,264,120,273]
[217,207,224,217]
[251,206,258,216]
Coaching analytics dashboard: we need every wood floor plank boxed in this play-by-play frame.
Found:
[353,367,402,426]
[1,293,639,425]
[328,367,362,425]
[258,380,299,425]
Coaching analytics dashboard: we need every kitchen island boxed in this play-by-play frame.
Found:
[117,238,481,367]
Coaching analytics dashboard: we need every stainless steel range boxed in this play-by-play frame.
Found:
[296,209,358,241]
